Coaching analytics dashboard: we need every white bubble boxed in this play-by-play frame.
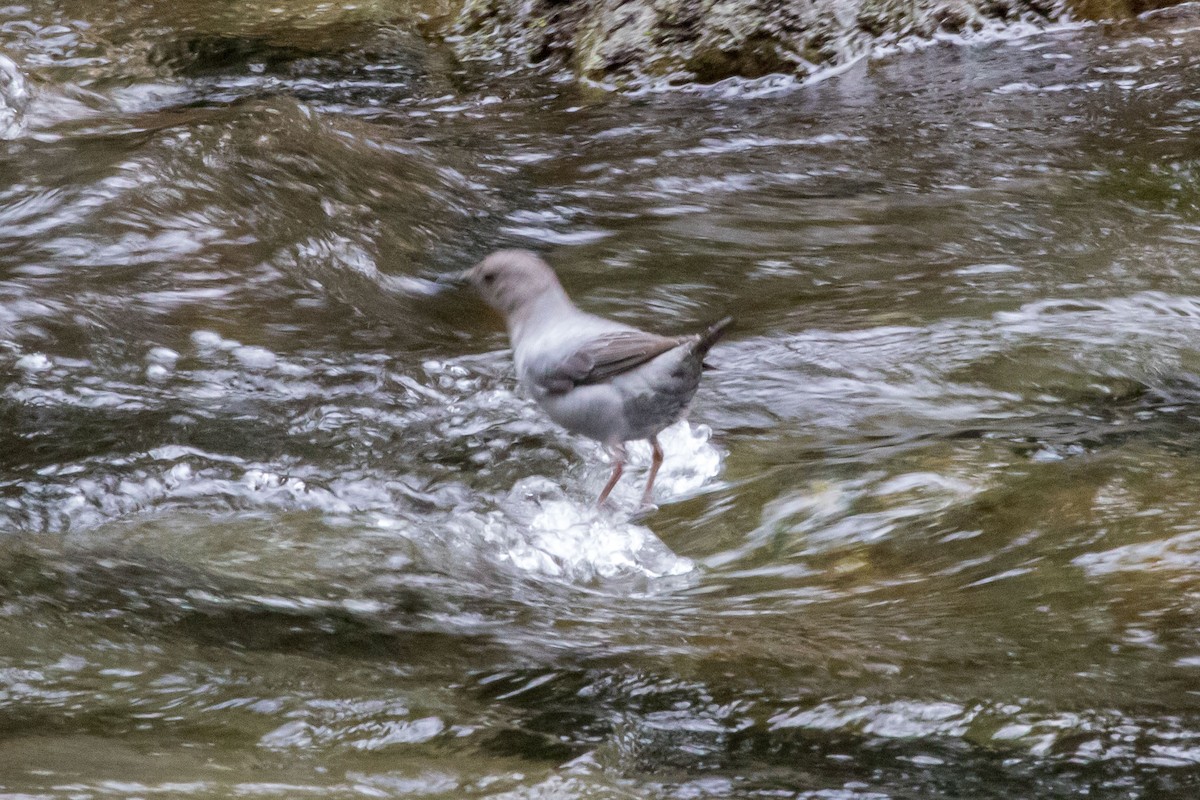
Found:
[191,329,243,352]
[232,345,277,370]
[15,353,52,372]
[146,346,180,365]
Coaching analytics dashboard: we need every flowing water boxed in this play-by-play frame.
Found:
[3,2,1200,797]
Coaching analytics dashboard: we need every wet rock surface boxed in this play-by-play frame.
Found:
[450,0,1182,84]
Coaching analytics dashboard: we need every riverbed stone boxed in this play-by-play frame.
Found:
[450,0,1185,85]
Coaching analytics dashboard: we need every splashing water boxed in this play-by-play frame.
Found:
[0,53,28,139]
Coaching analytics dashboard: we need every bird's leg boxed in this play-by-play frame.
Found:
[640,436,664,508]
[597,443,626,507]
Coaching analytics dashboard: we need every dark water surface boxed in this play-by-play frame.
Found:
[3,2,1200,797]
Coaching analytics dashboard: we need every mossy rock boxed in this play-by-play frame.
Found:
[448,0,1194,86]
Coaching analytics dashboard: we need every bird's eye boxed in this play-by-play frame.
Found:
[482,273,496,284]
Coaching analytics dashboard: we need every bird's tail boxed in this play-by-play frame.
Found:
[695,316,734,362]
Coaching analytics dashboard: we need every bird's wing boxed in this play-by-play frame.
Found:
[536,330,686,394]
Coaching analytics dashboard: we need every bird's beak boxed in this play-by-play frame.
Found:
[420,269,471,290]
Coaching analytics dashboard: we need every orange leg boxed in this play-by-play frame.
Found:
[640,436,663,508]
[597,444,626,507]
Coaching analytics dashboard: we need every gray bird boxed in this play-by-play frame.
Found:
[444,249,731,509]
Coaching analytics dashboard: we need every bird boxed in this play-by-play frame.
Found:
[443,249,731,509]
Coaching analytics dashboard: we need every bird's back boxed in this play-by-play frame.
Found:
[517,310,728,444]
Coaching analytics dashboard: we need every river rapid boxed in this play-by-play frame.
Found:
[2,2,1200,798]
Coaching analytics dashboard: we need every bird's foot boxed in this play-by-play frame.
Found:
[596,496,621,515]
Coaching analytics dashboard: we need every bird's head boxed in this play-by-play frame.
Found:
[458,249,564,318]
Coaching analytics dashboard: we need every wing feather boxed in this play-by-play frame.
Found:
[536,331,685,394]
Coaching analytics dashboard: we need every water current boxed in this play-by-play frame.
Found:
[3,2,1200,797]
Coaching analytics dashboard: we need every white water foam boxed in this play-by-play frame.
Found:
[6,418,722,584]
[486,481,695,581]
[4,335,724,585]
[0,53,29,140]
[611,15,1095,99]
[446,420,723,583]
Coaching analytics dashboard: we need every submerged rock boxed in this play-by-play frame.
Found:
[449,0,1183,86]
